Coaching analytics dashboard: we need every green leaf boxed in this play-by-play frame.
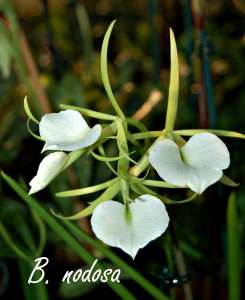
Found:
[31,210,46,257]
[165,28,179,132]
[0,21,15,78]
[227,193,241,300]
[58,266,98,298]
[101,20,125,118]
[24,96,39,124]
[19,260,49,300]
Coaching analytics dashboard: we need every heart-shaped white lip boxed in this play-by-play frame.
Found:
[149,132,230,194]
[29,152,68,195]
[39,109,102,152]
[91,195,169,259]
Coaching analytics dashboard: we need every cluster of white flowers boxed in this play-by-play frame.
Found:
[29,110,102,195]
[29,109,230,259]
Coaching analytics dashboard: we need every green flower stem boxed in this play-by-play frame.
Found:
[59,104,117,121]
[55,178,119,198]
[101,20,125,119]
[129,133,164,178]
[132,131,162,139]
[117,119,130,204]
[129,153,150,177]
[165,29,179,132]
[98,145,119,176]
[64,221,170,300]
[1,172,136,300]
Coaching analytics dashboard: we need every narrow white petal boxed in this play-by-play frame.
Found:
[39,110,101,151]
[181,133,230,170]
[91,195,169,259]
[29,152,68,195]
[149,139,188,187]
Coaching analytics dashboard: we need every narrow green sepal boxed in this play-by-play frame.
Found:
[24,96,39,124]
[220,175,240,187]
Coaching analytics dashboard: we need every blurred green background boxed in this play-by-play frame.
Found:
[0,0,244,299]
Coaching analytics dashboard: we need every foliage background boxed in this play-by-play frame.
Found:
[0,0,244,299]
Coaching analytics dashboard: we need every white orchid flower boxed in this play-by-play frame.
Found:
[29,152,68,195]
[91,195,169,259]
[149,132,230,194]
[39,110,102,152]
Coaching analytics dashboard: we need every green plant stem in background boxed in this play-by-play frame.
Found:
[19,260,49,300]
[2,172,170,300]
[227,193,241,300]
[0,221,32,263]
[1,172,136,300]
[75,4,94,70]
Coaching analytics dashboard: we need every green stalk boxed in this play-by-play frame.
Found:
[19,260,49,300]
[0,221,31,263]
[227,193,241,300]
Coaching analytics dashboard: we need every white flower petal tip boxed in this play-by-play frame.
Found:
[91,195,169,259]
[29,152,68,195]
[39,110,102,152]
[149,132,230,194]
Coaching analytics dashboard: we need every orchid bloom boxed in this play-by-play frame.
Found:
[29,152,68,195]
[91,194,169,259]
[40,110,102,152]
[29,109,102,194]
[149,133,230,194]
